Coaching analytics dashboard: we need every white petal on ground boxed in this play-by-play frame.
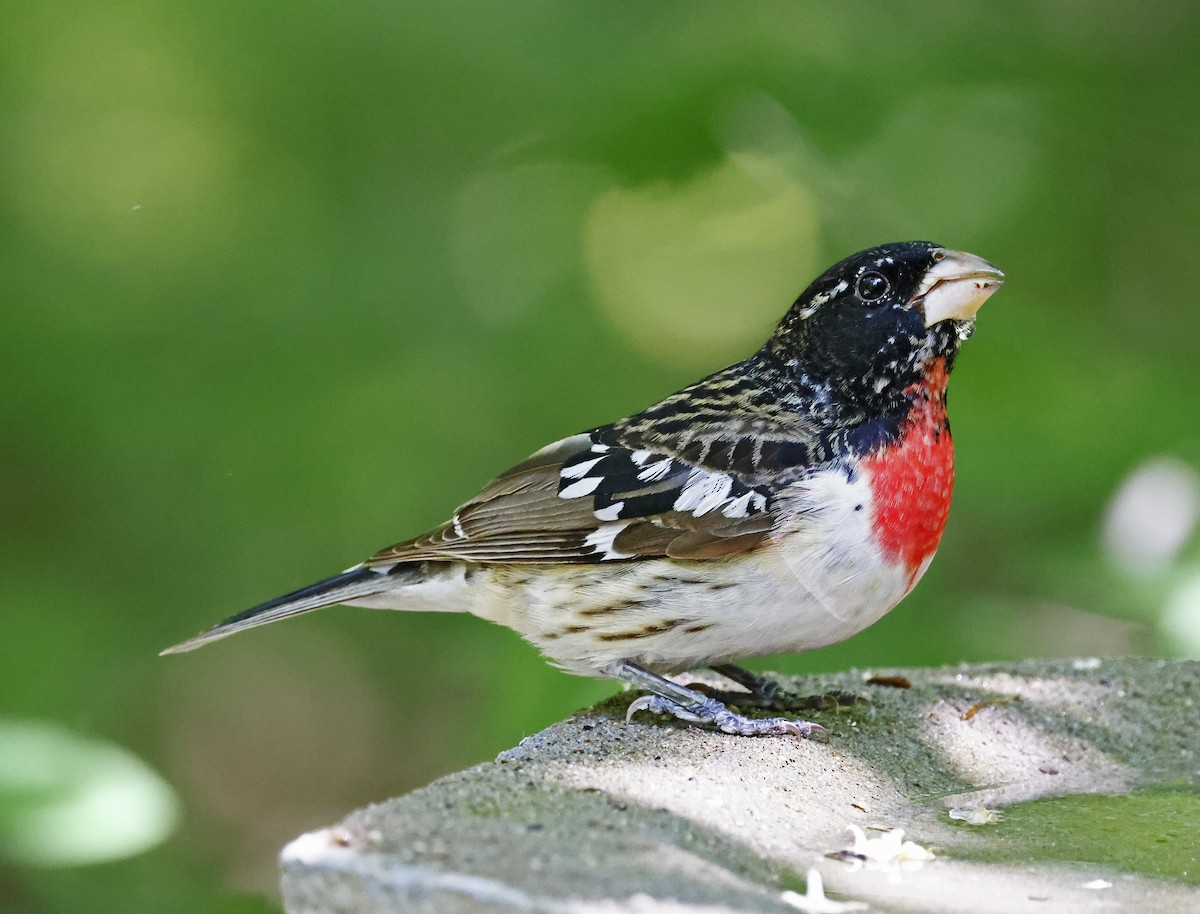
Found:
[948,805,1004,825]
[781,868,869,913]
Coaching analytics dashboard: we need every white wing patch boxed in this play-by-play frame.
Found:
[667,470,768,518]
[722,490,765,519]
[637,457,674,482]
[584,524,633,561]
[559,476,603,498]
[560,455,605,480]
[558,439,772,526]
[594,501,625,521]
[674,470,733,516]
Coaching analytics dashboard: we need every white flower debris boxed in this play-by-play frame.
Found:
[1082,879,1113,890]
[828,826,934,883]
[948,805,1004,825]
[850,826,934,865]
[781,868,868,913]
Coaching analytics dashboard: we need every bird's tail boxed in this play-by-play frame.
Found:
[160,566,390,655]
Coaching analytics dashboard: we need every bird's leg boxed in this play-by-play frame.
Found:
[705,664,863,712]
[614,660,825,738]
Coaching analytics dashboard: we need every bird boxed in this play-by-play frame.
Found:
[163,241,1003,738]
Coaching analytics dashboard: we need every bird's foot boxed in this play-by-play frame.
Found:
[613,660,829,738]
[626,693,826,738]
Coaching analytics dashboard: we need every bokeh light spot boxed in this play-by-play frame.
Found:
[584,153,820,368]
[1102,456,1200,578]
[0,719,179,867]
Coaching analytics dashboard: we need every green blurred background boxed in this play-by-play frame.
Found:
[3,1,1200,911]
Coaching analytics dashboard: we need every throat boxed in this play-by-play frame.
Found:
[859,359,955,579]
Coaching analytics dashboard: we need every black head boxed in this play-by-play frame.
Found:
[766,241,1003,418]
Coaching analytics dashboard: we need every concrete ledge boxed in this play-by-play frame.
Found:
[280,658,1200,913]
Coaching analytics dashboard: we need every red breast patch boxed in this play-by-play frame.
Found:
[860,358,955,584]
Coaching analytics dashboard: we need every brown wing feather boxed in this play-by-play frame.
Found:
[666,530,768,559]
[611,522,770,560]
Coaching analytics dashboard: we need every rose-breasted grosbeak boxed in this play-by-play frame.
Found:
[164,241,1003,737]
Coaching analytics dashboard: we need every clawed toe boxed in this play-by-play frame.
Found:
[777,719,825,738]
[625,694,660,723]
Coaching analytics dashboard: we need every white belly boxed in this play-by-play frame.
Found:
[461,467,925,676]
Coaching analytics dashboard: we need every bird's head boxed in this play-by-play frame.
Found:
[768,241,1003,414]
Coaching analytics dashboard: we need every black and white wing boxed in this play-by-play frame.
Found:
[367,356,833,568]
[366,430,770,566]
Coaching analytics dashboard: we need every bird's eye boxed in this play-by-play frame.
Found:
[856,271,889,302]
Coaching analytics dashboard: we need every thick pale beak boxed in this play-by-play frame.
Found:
[915,249,1004,327]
